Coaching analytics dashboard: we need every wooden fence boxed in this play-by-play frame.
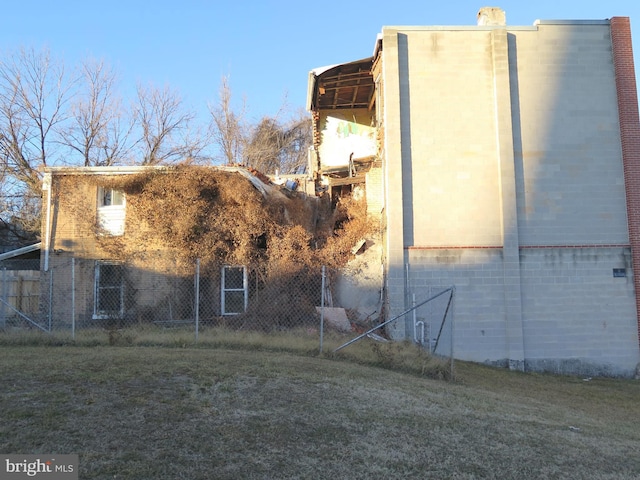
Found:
[0,270,40,327]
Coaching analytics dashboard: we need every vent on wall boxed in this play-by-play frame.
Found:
[613,268,627,278]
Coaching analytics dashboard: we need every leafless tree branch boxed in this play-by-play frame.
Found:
[134,83,201,165]
[208,75,246,165]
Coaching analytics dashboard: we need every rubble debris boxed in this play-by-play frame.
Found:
[316,307,351,332]
[351,238,366,255]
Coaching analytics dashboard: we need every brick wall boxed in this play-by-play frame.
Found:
[365,166,384,216]
[611,16,640,348]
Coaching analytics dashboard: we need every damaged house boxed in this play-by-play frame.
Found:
[39,164,375,331]
[306,8,640,376]
[31,8,640,376]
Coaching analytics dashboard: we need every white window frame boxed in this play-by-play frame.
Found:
[221,265,248,315]
[93,261,125,319]
[97,187,126,236]
[99,188,125,207]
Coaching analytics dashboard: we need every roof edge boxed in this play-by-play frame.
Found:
[0,242,42,261]
[306,56,374,112]
[44,165,170,175]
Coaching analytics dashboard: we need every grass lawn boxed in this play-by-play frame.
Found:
[1,344,639,479]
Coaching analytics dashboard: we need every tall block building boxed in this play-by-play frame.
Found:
[307,8,640,376]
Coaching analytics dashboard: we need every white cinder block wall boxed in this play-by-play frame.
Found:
[381,19,640,376]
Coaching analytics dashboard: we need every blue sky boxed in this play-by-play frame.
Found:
[1,1,639,123]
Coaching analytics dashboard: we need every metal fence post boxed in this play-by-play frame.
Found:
[195,259,200,343]
[1,268,6,329]
[71,258,75,340]
[413,293,428,348]
[48,269,53,332]
[319,265,325,354]
[450,287,456,381]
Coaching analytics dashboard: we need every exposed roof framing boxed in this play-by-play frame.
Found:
[307,57,375,111]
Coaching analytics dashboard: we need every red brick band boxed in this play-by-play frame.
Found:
[611,17,640,346]
[406,244,630,250]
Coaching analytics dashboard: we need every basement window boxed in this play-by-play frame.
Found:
[97,187,126,236]
[94,261,124,319]
[221,265,247,315]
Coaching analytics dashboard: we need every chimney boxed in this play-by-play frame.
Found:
[477,7,506,26]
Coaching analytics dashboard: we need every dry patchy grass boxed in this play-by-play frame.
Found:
[1,346,639,479]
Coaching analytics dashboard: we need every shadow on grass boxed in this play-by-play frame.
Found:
[0,326,454,381]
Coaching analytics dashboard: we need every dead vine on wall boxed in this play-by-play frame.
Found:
[54,166,373,322]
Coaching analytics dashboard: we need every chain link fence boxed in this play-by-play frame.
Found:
[1,255,455,377]
[333,286,455,358]
[31,257,330,344]
[408,286,455,359]
[1,256,355,348]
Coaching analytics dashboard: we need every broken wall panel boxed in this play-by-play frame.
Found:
[317,109,377,170]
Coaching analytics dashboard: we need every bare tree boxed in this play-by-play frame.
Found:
[208,76,246,165]
[0,184,41,245]
[0,47,71,191]
[244,116,281,173]
[0,160,43,244]
[244,111,312,174]
[59,59,135,166]
[134,83,201,165]
[99,106,138,165]
[277,111,312,174]
[0,47,72,241]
